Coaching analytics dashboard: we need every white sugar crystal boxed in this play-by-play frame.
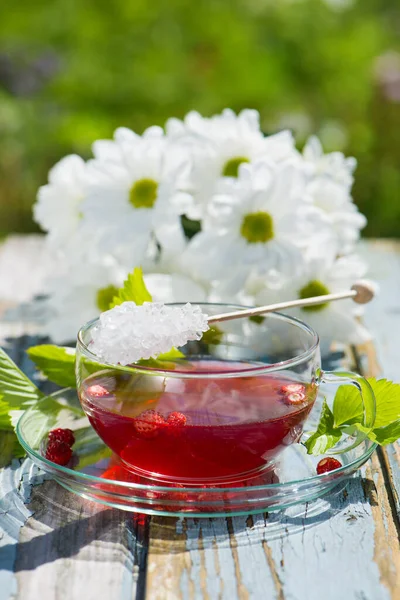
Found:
[90,302,209,365]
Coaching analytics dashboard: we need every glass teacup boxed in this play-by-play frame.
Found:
[76,303,375,484]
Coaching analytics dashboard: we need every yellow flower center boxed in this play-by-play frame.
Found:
[222,157,250,177]
[298,280,330,312]
[96,285,119,312]
[240,211,274,244]
[129,178,158,209]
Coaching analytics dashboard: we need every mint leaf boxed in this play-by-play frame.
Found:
[304,399,342,455]
[110,267,152,308]
[27,345,76,388]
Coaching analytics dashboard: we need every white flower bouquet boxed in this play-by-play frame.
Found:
[34,109,370,353]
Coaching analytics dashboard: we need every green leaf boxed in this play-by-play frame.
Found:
[27,345,76,388]
[157,347,184,360]
[351,379,400,446]
[27,343,185,386]
[0,346,46,463]
[369,421,400,446]
[304,399,343,455]
[73,425,111,468]
[201,326,223,346]
[366,378,400,429]
[249,315,265,325]
[308,378,400,453]
[0,346,44,409]
[19,396,69,450]
[333,384,364,427]
[110,267,152,308]
[0,403,23,460]
[0,430,24,467]
[0,398,14,431]
[333,377,400,431]
[138,346,185,370]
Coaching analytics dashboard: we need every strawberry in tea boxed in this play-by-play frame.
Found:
[79,360,317,483]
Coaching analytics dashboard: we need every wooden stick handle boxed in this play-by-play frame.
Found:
[207,280,375,325]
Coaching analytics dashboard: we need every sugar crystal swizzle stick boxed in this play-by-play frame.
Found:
[90,280,376,366]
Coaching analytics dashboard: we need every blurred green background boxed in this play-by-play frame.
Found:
[0,0,399,238]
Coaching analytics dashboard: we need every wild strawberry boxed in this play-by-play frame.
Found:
[134,409,165,438]
[48,428,75,446]
[280,383,305,395]
[284,392,306,405]
[88,384,110,397]
[45,440,73,465]
[316,457,342,475]
[167,411,187,426]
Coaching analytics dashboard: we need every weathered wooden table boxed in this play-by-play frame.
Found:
[0,236,399,600]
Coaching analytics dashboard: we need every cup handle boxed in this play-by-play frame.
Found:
[319,370,376,454]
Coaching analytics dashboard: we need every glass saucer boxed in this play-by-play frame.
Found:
[16,388,377,518]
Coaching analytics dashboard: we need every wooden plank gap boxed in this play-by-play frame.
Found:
[365,452,400,597]
[376,447,400,535]
[226,518,249,600]
[261,541,284,600]
[130,514,150,600]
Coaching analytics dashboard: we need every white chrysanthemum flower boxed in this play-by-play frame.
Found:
[166,109,299,218]
[80,127,194,265]
[33,155,88,251]
[303,135,357,189]
[43,261,125,344]
[253,252,371,353]
[306,176,366,253]
[179,160,330,290]
[91,125,164,162]
[144,273,207,304]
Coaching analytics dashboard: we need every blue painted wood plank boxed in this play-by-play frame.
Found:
[146,459,396,598]
[359,240,400,522]
[359,239,400,383]
[12,476,148,600]
[0,460,46,600]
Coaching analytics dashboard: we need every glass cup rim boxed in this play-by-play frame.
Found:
[77,302,320,378]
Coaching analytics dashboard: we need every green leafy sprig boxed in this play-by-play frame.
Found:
[305,378,400,454]
[110,267,152,308]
